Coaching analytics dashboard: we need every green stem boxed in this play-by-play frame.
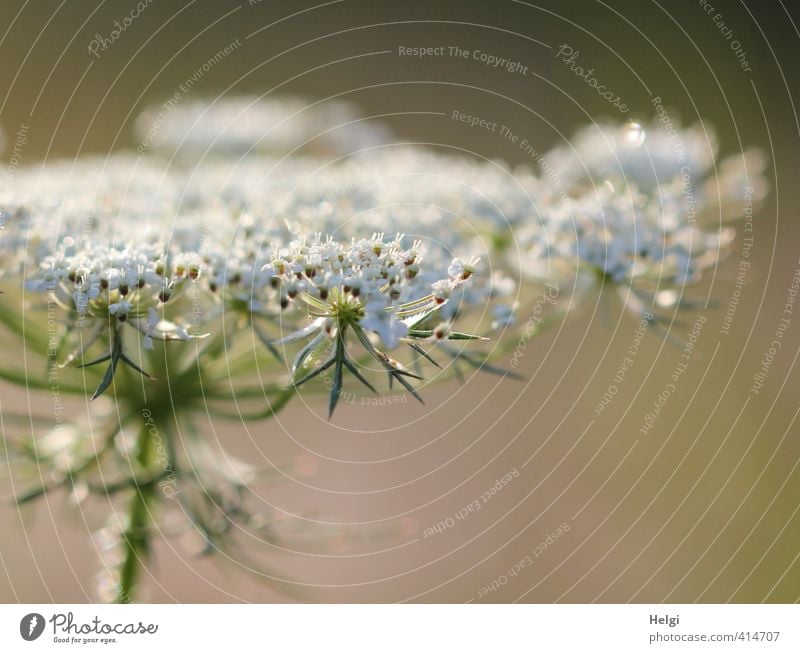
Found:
[116,421,156,604]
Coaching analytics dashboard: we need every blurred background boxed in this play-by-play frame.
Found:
[0,0,799,602]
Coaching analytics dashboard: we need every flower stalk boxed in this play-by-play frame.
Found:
[117,419,158,604]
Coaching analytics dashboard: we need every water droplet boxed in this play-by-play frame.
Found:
[623,121,646,149]
[656,290,679,308]
[62,236,75,247]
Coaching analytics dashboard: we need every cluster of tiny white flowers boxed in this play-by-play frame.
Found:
[517,180,737,287]
[1,149,519,356]
[218,230,475,344]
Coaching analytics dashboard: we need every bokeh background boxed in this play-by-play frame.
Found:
[1,0,799,602]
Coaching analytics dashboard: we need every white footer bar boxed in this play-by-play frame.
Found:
[1,604,797,652]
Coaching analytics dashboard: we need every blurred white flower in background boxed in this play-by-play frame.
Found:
[134,95,393,156]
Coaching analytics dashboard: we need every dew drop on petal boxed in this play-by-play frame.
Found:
[656,289,679,307]
[622,121,646,149]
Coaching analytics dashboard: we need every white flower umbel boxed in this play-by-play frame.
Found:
[268,234,484,417]
[543,118,768,219]
[0,146,517,402]
[546,119,716,195]
[514,119,767,330]
[22,237,207,397]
